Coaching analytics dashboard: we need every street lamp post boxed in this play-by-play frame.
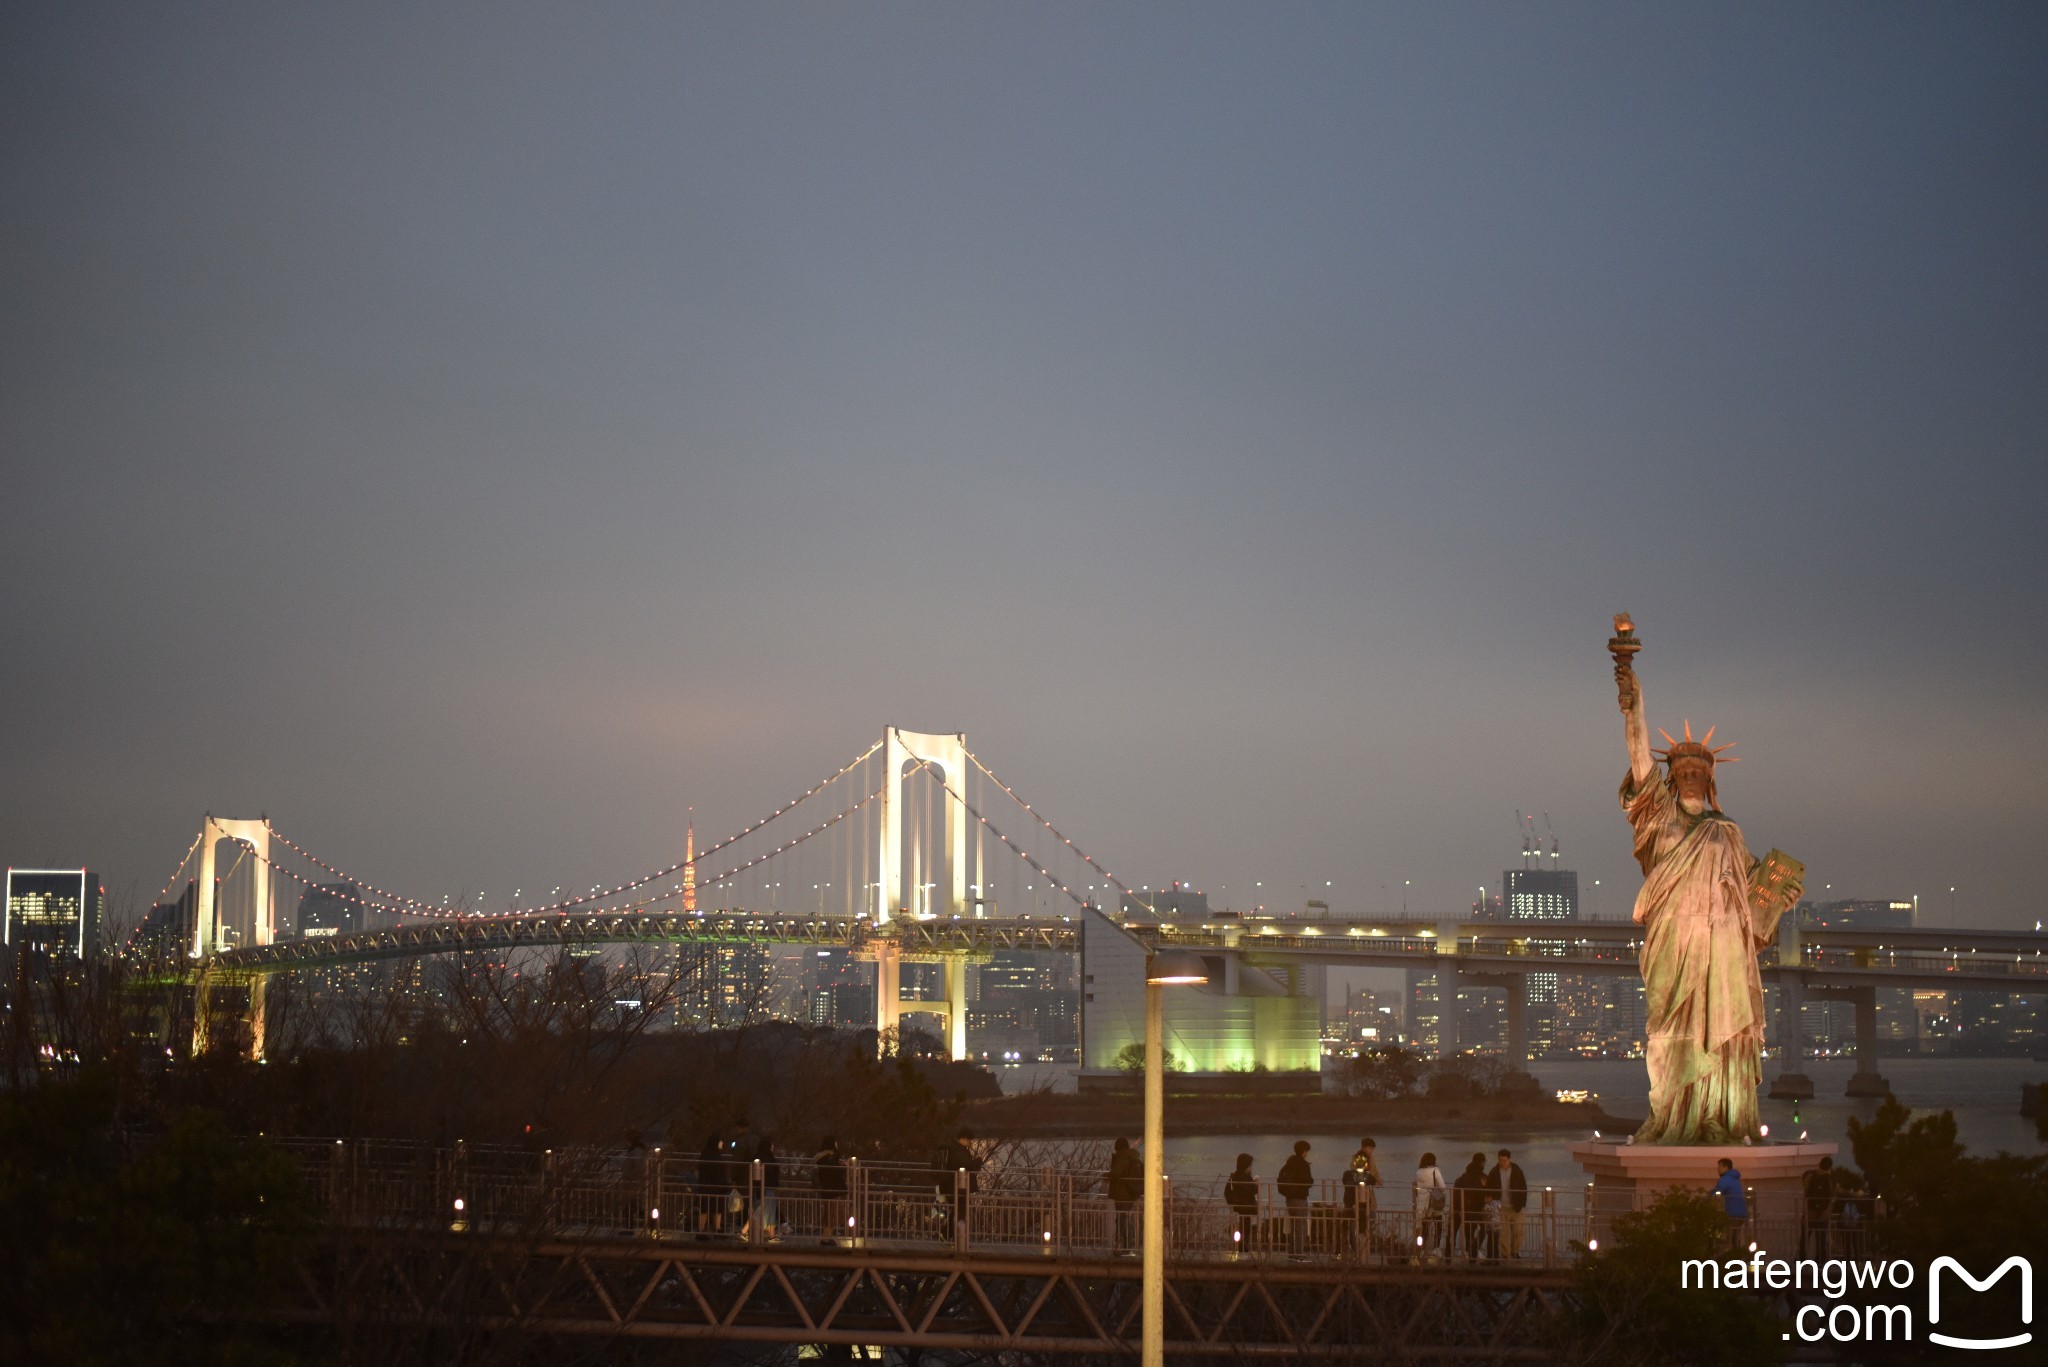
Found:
[1142,949,1207,1367]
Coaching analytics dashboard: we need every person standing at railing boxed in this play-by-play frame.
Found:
[1224,1154,1260,1249]
[1277,1140,1314,1261]
[1489,1150,1528,1260]
[730,1119,762,1237]
[694,1129,728,1238]
[1802,1156,1836,1257]
[1105,1137,1143,1254]
[813,1135,847,1246]
[1413,1152,1447,1257]
[1341,1138,1380,1254]
[1832,1170,1869,1255]
[932,1128,982,1239]
[1712,1157,1748,1250]
[1453,1154,1489,1261]
[756,1135,781,1242]
[622,1131,651,1238]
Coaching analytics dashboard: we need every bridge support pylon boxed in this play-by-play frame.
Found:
[1767,970,1815,1100]
[875,942,902,1040]
[889,953,972,1062]
[189,815,277,1061]
[1461,968,1529,1064]
[1813,984,1891,1097]
[877,728,970,924]
[944,954,969,1060]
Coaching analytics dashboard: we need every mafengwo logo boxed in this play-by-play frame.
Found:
[1685,1252,2032,1348]
[1928,1256,2031,1351]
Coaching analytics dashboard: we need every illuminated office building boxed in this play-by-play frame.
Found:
[4,868,104,958]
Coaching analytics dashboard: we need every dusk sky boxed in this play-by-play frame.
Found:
[5,4,2045,931]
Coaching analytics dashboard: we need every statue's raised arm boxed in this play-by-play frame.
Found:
[1608,614,1654,787]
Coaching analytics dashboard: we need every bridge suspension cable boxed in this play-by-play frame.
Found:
[652,776,892,903]
[153,828,205,903]
[961,744,1137,907]
[231,757,893,928]
[258,740,885,920]
[903,756,1110,914]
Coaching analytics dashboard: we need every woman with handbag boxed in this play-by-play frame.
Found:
[1412,1152,1447,1258]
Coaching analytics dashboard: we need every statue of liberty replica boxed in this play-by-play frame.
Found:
[1609,615,1804,1145]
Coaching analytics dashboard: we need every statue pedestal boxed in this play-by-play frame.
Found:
[1571,1139,1837,1250]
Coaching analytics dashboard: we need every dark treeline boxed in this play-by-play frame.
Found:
[1343,1044,1544,1101]
[7,943,992,1157]
[1,943,1003,1365]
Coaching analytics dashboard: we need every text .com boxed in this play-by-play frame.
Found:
[1681,1254,2032,1349]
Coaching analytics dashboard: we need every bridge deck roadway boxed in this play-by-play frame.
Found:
[203,912,2048,993]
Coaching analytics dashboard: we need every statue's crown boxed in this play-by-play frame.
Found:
[1653,719,1738,770]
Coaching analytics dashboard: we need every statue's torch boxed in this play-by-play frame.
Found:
[1608,613,1642,710]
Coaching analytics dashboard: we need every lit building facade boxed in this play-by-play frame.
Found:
[125,881,195,969]
[680,944,773,1026]
[1503,866,1580,1055]
[4,868,104,957]
[968,950,1079,1059]
[1801,898,1916,930]
[1080,908,1320,1089]
[293,881,362,940]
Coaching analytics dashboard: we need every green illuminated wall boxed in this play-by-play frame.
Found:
[1080,909,1321,1076]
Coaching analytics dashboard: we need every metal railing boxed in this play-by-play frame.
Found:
[281,1138,1856,1270]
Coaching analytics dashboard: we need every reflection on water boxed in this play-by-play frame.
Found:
[990,1057,2048,1194]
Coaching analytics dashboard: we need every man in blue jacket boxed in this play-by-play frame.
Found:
[1712,1158,1749,1250]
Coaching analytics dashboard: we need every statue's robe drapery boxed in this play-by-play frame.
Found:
[1622,770,1767,1145]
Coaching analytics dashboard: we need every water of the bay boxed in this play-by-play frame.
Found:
[989,1057,2047,1192]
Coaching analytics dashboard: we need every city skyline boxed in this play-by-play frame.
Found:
[5,6,2045,929]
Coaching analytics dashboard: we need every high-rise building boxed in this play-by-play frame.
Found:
[292,881,361,940]
[125,880,196,968]
[1405,968,1445,1052]
[280,881,383,1012]
[977,950,1045,997]
[802,948,873,1028]
[680,944,773,1026]
[1550,975,1645,1058]
[1503,866,1581,1055]
[4,868,104,957]
[1503,868,1580,922]
[968,950,1079,1059]
[1342,986,1400,1043]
